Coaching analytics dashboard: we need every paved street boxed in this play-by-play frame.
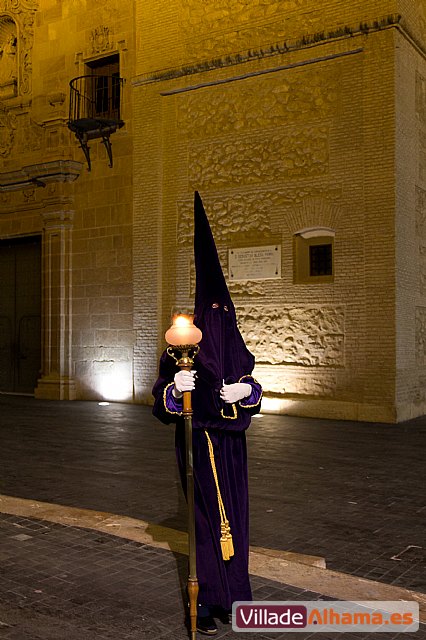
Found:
[0,395,424,592]
[0,513,424,640]
[0,512,322,640]
[0,394,425,639]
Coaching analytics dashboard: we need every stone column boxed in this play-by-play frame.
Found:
[35,210,76,400]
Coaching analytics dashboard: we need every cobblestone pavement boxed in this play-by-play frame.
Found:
[0,395,425,595]
[0,514,424,640]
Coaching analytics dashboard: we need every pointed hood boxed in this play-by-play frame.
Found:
[194,190,231,309]
[193,192,255,407]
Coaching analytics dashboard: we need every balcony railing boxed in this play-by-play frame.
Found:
[68,74,125,170]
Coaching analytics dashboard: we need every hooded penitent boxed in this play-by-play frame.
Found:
[152,191,261,611]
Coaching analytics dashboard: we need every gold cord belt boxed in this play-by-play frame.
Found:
[205,430,234,561]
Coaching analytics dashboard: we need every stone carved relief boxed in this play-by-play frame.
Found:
[0,102,16,155]
[0,0,38,96]
[90,25,113,54]
[19,115,43,151]
[416,307,426,365]
[177,192,271,244]
[22,187,35,203]
[236,304,345,367]
[189,126,329,189]
[179,0,320,59]
[0,19,17,92]
[177,69,339,141]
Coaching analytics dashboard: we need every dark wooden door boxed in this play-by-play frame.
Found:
[0,236,41,393]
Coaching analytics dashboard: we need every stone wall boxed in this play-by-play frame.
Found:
[133,0,400,421]
[136,0,398,74]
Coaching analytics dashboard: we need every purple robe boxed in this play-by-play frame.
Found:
[152,363,262,610]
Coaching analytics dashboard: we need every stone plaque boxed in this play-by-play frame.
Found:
[229,245,281,281]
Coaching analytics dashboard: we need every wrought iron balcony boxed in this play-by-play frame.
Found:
[67,74,125,171]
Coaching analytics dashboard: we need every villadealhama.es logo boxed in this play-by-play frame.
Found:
[232,601,419,633]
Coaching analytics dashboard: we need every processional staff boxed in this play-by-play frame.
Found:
[165,314,202,640]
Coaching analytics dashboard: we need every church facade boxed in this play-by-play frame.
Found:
[0,0,425,422]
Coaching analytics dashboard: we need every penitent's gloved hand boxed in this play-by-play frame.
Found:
[173,370,196,399]
[220,382,252,404]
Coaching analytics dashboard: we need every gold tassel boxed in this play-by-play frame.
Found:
[226,531,234,558]
[220,524,230,561]
[206,431,235,561]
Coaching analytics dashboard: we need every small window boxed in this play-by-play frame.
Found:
[293,230,334,284]
[309,244,332,276]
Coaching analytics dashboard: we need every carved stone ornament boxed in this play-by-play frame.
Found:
[90,25,113,54]
[0,0,38,96]
[0,101,16,156]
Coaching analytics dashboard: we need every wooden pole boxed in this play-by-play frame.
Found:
[166,338,200,639]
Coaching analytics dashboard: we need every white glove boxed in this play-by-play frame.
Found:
[173,370,196,398]
[220,382,251,404]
